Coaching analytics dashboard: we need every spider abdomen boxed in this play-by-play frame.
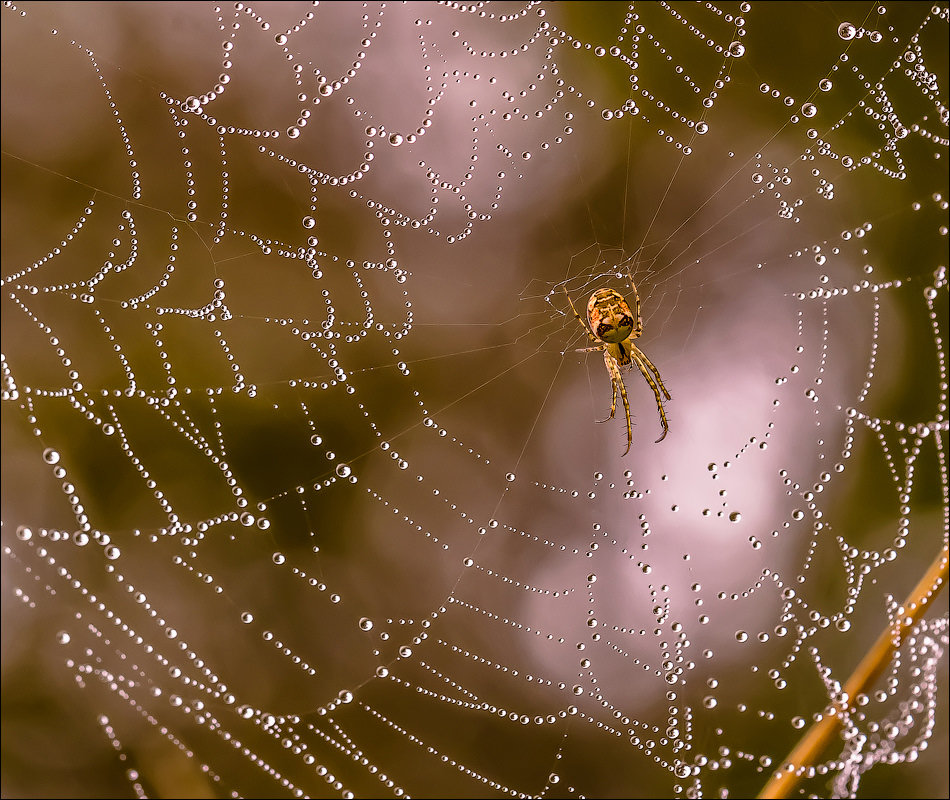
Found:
[587,288,635,344]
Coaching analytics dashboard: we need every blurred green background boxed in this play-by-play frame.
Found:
[3,2,947,798]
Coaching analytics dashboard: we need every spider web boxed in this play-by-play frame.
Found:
[2,2,948,798]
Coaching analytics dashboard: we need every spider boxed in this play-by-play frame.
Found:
[565,277,670,455]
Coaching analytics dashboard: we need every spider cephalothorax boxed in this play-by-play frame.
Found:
[566,280,670,455]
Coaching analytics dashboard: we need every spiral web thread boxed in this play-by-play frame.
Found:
[2,2,948,798]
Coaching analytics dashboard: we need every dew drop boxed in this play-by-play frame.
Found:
[838,22,856,40]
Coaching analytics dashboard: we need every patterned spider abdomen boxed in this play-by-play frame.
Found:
[587,288,634,345]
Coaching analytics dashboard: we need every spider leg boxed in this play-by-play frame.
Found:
[596,349,618,424]
[604,350,632,456]
[632,345,671,400]
[630,344,670,443]
[624,272,643,339]
[563,286,598,343]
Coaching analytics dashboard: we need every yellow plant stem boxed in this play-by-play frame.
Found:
[758,544,949,799]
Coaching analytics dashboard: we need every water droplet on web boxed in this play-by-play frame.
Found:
[838,22,857,40]
[735,631,748,642]
[42,448,61,465]
[2,7,946,797]
[56,631,70,644]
